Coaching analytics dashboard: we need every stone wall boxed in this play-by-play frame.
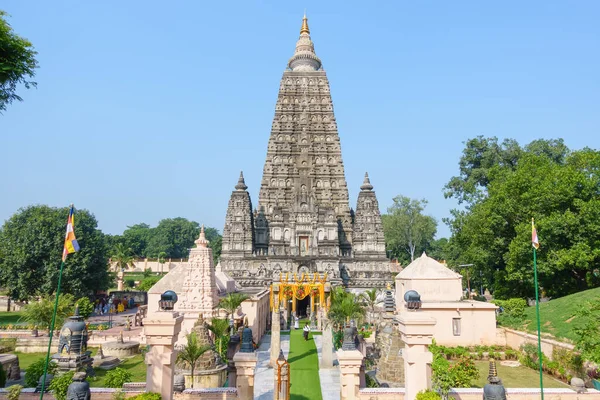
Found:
[0,388,239,400]
[240,289,270,343]
[0,296,23,312]
[357,388,600,400]
[498,327,575,360]
[111,259,187,273]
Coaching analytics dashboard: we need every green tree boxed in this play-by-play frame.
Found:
[382,195,437,264]
[208,317,230,362]
[0,205,110,300]
[573,297,600,363]
[148,218,200,259]
[176,332,212,388]
[20,294,75,330]
[138,276,161,292]
[0,11,38,112]
[121,223,153,258]
[446,138,600,299]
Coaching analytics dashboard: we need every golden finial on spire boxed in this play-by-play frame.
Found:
[300,12,310,35]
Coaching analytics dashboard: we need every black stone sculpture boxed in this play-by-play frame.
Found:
[240,327,254,353]
[483,360,507,400]
[66,372,91,400]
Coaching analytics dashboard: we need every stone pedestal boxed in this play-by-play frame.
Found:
[397,312,436,400]
[337,349,364,400]
[233,352,257,400]
[143,311,184,400]
[321,321,334,368]
[376,317,405,385]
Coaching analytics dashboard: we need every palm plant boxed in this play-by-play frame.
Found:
[208,317,230,362]
[360,288,381,325]
[112,243,136,280]
[328,288,365,326]
[218,292,249,335]
[176,332,212,388]
[21,294,75,332]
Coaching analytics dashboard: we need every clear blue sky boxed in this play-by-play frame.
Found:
[1,1,599,238]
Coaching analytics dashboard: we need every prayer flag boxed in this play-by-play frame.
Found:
[62,205,80,261]
[532,218,539,249]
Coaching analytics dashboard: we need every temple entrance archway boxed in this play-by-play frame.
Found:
[296,296,310,318]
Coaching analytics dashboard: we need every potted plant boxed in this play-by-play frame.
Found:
[588,368,600,390]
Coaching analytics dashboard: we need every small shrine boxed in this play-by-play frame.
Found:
[52,306,93,372]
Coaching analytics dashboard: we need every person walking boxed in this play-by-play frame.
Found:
[303,323,310,341]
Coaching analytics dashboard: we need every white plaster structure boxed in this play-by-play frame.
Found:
[396,253,498,346]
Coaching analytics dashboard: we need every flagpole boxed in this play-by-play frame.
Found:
[533,245,545,400]
[39,260,66,400]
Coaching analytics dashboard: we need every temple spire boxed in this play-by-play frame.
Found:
[235,171,248,191]
[288,14,321,71]
[360,172,374,191]
[300,12,310,34]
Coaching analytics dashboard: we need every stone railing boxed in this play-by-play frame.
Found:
[357,388,600,400]
[0,388,239,400]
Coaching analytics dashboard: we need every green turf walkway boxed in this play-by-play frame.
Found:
[288,327,323,400]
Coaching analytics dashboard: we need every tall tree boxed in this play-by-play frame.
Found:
[446,138,600,299]
[121,223,153,257]
[0,205,110,300]
[148,218,200,259]
[0,10,38,112]
[382,195,437,264]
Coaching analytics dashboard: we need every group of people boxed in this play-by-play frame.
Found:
[93,295,136,315]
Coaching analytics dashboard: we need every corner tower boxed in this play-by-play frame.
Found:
[220,16,392,289]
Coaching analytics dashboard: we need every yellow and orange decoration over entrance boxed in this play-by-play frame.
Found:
[270,272,329,314]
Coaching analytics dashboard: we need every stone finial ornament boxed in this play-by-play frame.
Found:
[195,225,209,248]
[483,359,507,400]
[235,171,248,191]
[360,172,374,191]
[66,372,90,400]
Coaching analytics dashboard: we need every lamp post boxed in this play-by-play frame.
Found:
[458,264,474,297]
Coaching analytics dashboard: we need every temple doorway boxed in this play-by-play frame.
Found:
[296,296,310,318]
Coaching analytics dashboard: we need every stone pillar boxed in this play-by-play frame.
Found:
[143,311,184,400]
[117,270,124,291]
[270,287,281,368]
[337,349,364,400]
[397,312,436,400]
[233,352,257,400]
[320,319,334,368]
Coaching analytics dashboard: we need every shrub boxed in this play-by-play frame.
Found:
[76,297,94,318]
[416,390,442,400]
[138,276,161,292]
[0,338,17,353]
[131,393,161,400]
[25,358,58,388]
[6,384,22,400]
[493,298,527,320]
[333,329,343,350]
[125,279,135,288]
[365,374,378,388]
[573,298,600,364]
[143,268,153,278]
[104,368,132,388]
[49,371,75,400]
[112,389,127,400]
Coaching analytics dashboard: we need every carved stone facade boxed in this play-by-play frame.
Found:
[220,16,392,289]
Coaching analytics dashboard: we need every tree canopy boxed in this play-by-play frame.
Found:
[382,195,437,265]
[0,10,38,112]
[0,205,110,300]
[445,137,600,299]
[113,219,222,263]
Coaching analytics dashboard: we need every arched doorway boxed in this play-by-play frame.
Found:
[296,296,310,318]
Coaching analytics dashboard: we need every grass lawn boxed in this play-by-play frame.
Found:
[11,349,146,387]
[499,287,600,341]
[288,327,322,400]
[471,361,569,388]
[0,312,24,325]
[89,354,146,387]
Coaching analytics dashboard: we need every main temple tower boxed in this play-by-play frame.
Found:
[220,15,391,289]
